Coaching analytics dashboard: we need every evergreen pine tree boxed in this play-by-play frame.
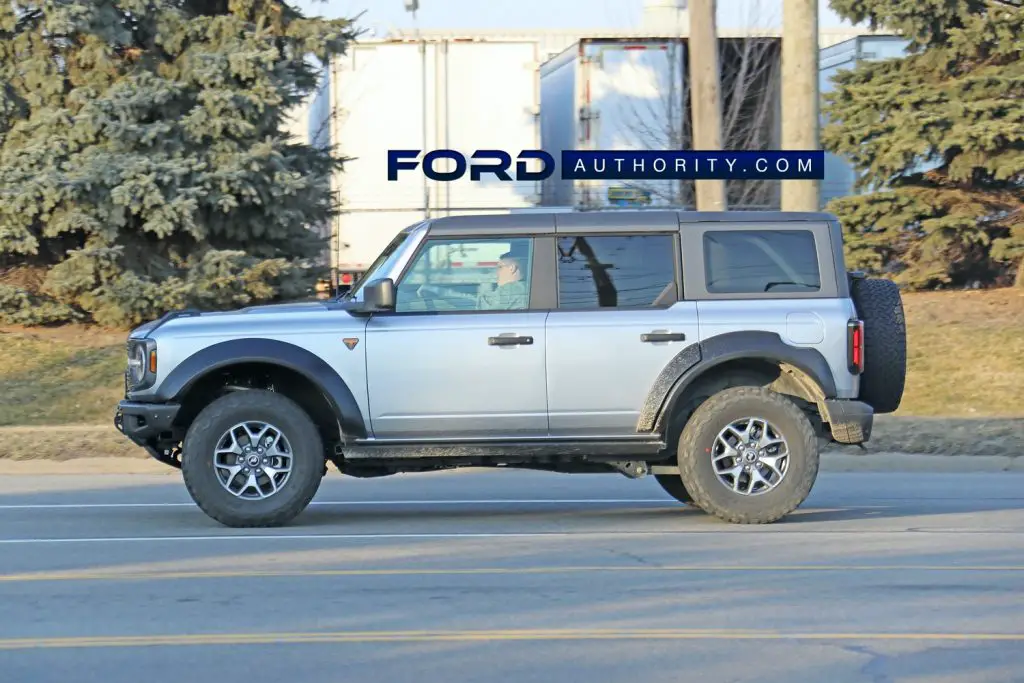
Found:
[0,0,358,326]
[823,0,1024,288]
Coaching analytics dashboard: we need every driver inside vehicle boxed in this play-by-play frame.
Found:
[414,248,530,311]
[475,251,528,310]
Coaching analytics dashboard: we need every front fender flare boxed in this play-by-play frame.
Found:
[151,338,368,439]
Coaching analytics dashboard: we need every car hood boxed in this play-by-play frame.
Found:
[130,299,363,338]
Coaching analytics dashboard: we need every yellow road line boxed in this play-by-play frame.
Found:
[1,564,1022,584]
[2,629,1023,650]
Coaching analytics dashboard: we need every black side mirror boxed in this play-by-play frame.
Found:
[362,278,396,311]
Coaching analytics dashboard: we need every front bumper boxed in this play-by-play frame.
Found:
[114,400,182,466]
[821,399,873,445]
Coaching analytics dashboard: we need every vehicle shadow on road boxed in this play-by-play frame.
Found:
[0,472,1022,532]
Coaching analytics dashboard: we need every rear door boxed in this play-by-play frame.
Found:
[544,214,700,437]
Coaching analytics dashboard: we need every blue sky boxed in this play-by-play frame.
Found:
[294,0,858,34]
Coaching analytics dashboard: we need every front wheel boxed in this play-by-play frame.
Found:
[654,474,693,505]
[676,386,819,524]
[181,390,325,528]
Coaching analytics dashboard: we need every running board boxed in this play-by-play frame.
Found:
[342,439,668,461]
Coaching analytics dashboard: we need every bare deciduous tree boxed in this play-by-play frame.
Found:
[608,5,783,210]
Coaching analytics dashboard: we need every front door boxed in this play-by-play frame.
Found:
[544,231,700,437]
[365,234,549,439]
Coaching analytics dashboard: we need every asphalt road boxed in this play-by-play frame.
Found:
[0,469,1023,683]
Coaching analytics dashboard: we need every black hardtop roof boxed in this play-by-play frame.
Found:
[423,210,838,236]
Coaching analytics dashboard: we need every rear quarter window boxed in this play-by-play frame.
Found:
[703,230,821,294]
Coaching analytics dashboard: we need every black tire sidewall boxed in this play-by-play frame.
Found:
[654,473,693,504]
[181,390,324,527]
[851,277,907,414]
[678,387,819,523]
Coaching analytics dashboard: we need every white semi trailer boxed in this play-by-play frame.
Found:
[539,38,691,210]
[308,36,545,291]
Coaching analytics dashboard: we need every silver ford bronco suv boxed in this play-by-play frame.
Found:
[114,210,907,527]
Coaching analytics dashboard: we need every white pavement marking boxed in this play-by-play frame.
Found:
[0,531,710,545]
[2,527,1020,545]
[0,498,670,510]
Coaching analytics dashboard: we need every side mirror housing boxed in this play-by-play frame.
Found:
[362,278,396,311]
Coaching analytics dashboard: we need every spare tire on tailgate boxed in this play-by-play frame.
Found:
[850,276,907,414]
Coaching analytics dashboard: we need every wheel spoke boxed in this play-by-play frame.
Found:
[216,464,243,489]
[761,453,787,478]
[725,425,747,443]
[242,424,260,449]
[237,472,260,498]
[747,419,763,442]
[712,439,739,462]
[215,431,242,456]
[747,466,766,493]
[266,433,288,457]
[263,466,284,494]
[719,465,740,491]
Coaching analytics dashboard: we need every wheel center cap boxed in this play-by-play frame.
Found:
[745,452,757,462]
[247,455,260,467]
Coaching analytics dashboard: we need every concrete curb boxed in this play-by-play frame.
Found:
[0,458,178,475]
[821,452,1024,473]
[0,452,1021,476]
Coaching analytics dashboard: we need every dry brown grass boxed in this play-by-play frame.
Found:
[0,324,127,427]
[0,288,1021,459]
[0,425,148,461]
[896,287,1024,418]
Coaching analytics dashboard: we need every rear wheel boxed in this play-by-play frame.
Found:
[181,390,325,528]
[677,386,819,524]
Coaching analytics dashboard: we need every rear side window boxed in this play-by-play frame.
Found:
[556,234,678,308]
[703,230,821,294]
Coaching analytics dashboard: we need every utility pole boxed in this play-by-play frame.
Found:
[405,0,429,219]
[687,0,726,211]
[781,0,820,211]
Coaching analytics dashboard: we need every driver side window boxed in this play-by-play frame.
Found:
[395,237,533,313]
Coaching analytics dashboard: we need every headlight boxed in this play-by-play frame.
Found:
[125,339,157,391]
[127,344,145,384]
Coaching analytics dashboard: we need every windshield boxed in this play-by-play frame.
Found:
[344,228,417,300]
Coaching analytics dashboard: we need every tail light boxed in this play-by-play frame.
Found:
[847,319,864,374]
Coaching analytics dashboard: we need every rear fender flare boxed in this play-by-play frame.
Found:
[638,331,838,435]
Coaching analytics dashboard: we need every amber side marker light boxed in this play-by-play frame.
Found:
[148,350,158,374]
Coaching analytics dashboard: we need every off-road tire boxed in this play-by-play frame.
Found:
[677,386,819,524]
[850,276,907,414]
[181,389,325,528]
[654,474,693,504]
